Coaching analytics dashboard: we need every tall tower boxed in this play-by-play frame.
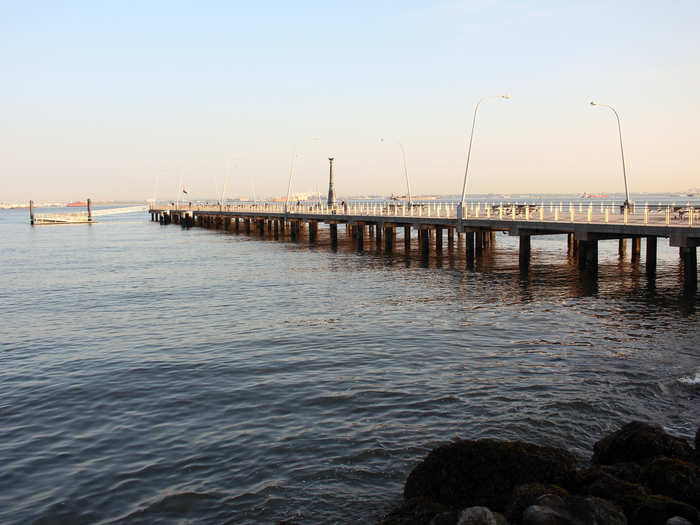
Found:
[327,157,336,206]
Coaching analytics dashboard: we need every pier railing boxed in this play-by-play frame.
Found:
[160,200,698,227]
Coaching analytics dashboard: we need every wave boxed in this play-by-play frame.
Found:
[678,370,700,385]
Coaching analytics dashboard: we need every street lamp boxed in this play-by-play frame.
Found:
[590,101,630,210]
[380,138,413,206]
[457,94,511,230]
[284,137,320,219]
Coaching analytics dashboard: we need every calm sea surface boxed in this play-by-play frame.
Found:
[1,203,699,524]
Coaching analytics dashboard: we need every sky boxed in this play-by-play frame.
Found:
[1,1,699,203]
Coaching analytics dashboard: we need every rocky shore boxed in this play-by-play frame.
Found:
[373,422,699,525]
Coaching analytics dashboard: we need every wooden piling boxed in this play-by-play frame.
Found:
[87,199,93,222]
[618,238,626,258]
[435,227,443,252]
[404,225,411,253]
[29,200,35,225]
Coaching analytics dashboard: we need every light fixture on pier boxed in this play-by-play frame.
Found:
[457,93,511,230]
[380,138,413,206]
[590,101,630,210]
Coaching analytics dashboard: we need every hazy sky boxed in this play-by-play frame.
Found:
[2,1,699,202]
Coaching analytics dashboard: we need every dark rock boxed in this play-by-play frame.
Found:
[578,467,649,518]
[666,517,694,525]
[378,497,453,525]
[642,457,700,510]
[593,422,694,465]
[429,510,460,525]
[521,495,627,525]
[404,439,577,512]
[456,507,497,525]
[493,513,509,525]
[629,495,699,525]
[508,483,570,523]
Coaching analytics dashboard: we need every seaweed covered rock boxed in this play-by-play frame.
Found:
[642,457,700,510]
[578,467,650,518]
[522,494,627,525]
[455,507,498,525]
[404,439,577,512]
[592,422,694,465]
[377,497,452,525]
[628,495,699,525]
[508,483,570,523]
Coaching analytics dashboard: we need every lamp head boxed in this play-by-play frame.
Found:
[503,93,512,100]
[590,101,597,106]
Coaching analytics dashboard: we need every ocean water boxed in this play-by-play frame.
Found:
[1,206,698,525]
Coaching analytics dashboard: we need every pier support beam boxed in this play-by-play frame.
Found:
[330,223,338,247]
[476,231,484,255]
[631,238,641,262]
[447,228,454,251]
[419,227,430,255]
[578,240,598,273]
[618,238,626,258]
[274,220,279,240]
[435,227,443,253]
[519,235,531,271]
[375,223,383,250]
[465,231,475,269]
[309,221,318,243]
[245,219,251,235]
[384,225,394,253]
[404,225,411,253]
[680,247,697,292]
[356,223,364,250]
[646,237,657,278]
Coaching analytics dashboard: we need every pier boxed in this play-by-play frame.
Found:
[149,200,700,292]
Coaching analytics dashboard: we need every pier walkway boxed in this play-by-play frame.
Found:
[149,200,699,292]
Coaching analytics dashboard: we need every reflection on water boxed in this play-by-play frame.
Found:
[0,210,698,525]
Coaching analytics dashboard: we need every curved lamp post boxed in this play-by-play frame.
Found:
[590,101,630,210]
[285,137,320,219]
[457,94,511,230]
[380,138,413,206]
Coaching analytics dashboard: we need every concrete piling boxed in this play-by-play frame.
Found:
[680,247,697,291]
[519,235,531,270]
[631,238,641,262]
[646,237,657,278]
